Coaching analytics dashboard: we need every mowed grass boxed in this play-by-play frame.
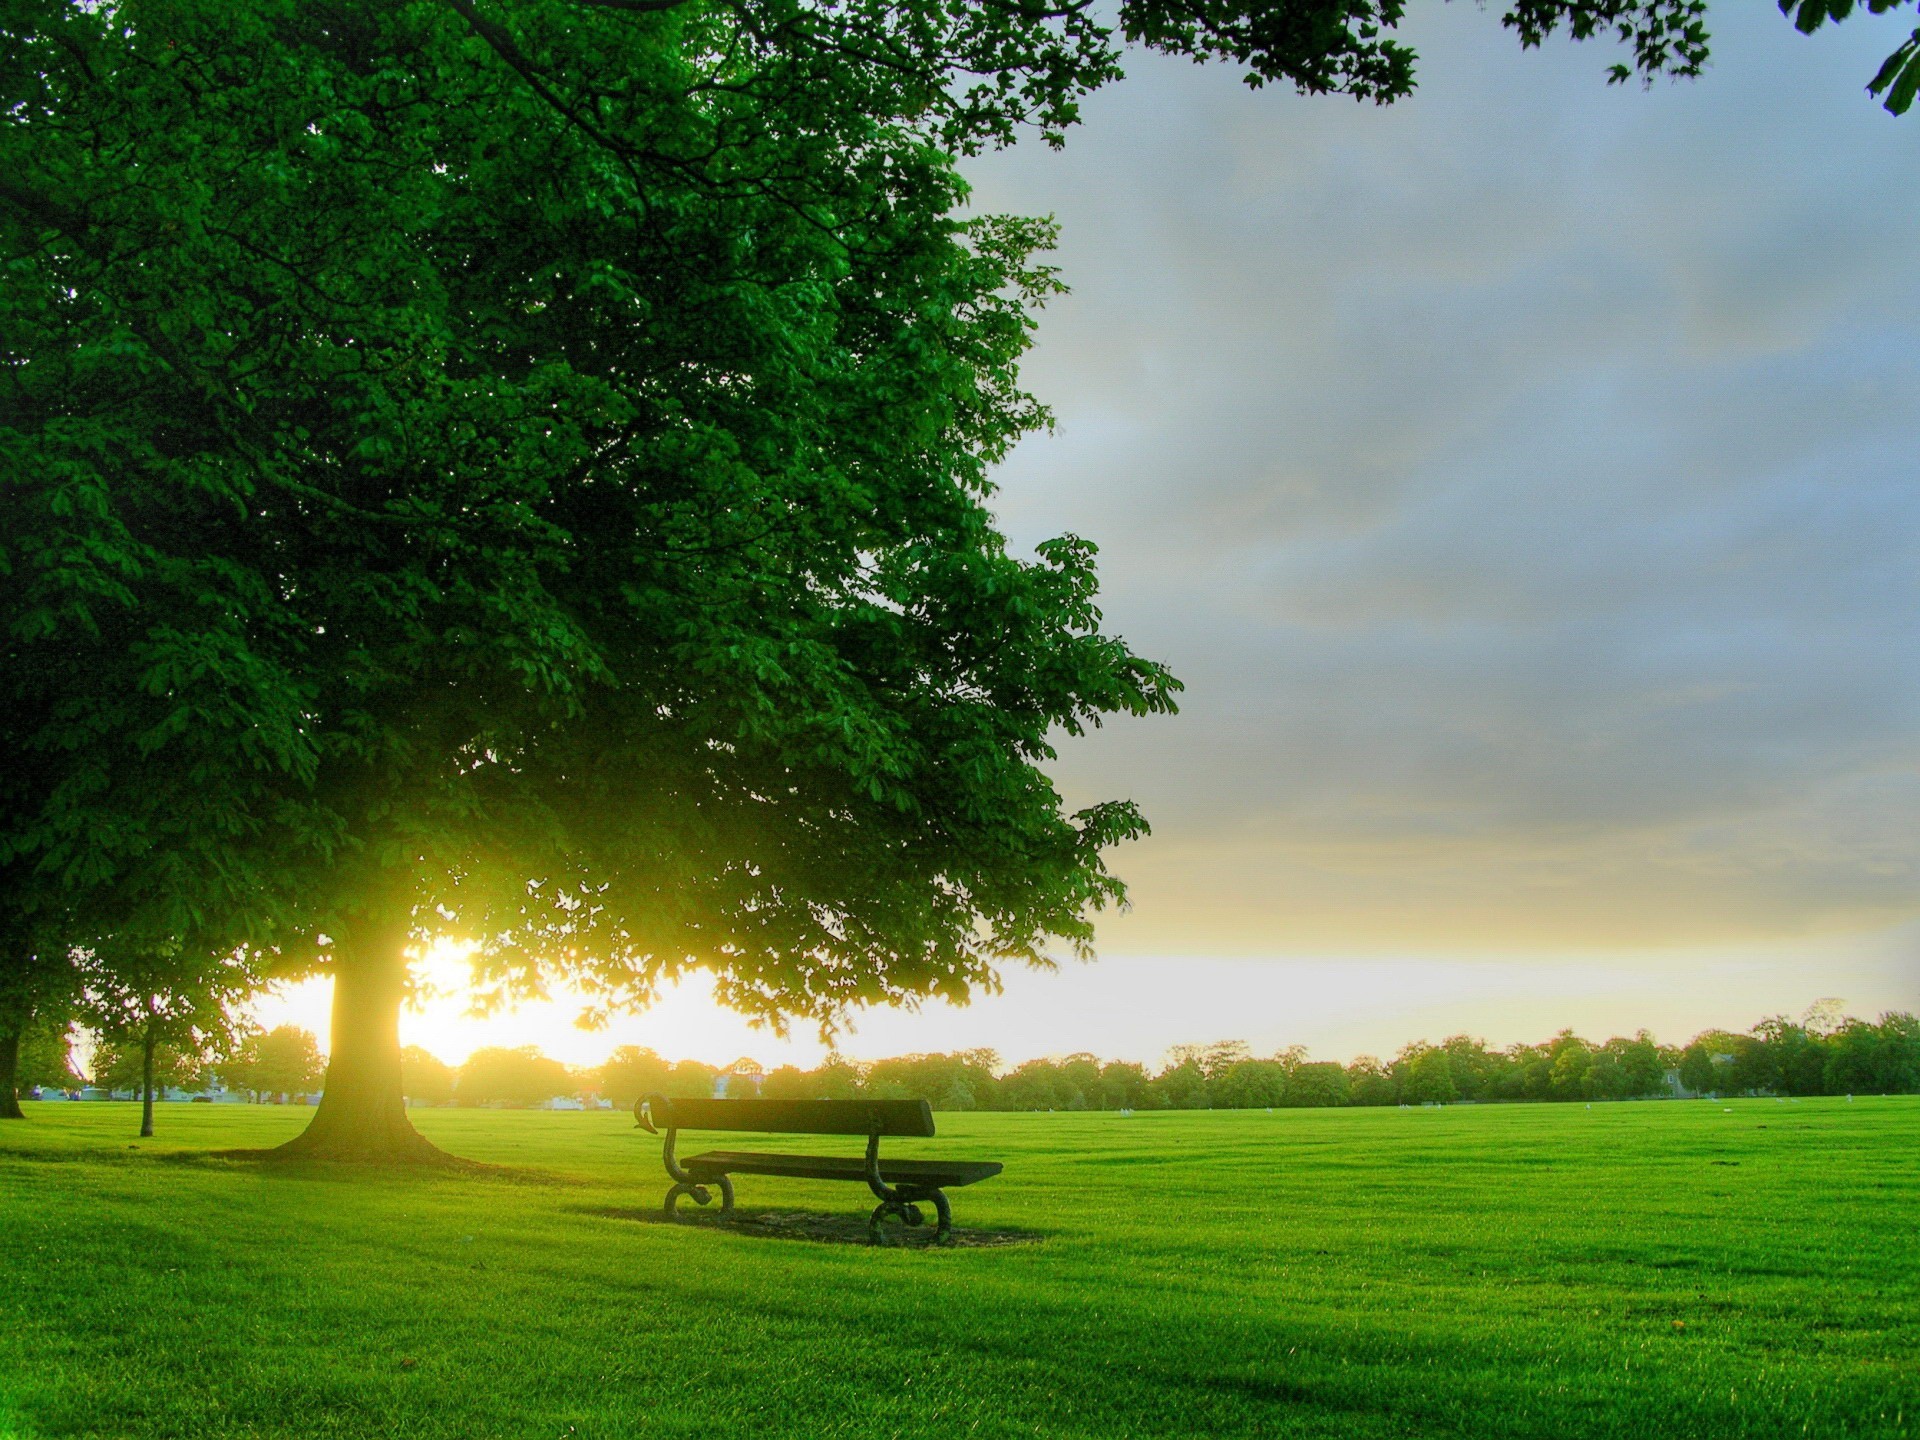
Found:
[1,1098,1915,1440]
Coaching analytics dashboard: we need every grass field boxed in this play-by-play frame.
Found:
[2,1098,1915,1439]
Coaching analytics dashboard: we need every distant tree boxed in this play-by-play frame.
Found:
[221,1026,325,1101]
[1582,1047,1627,1101]
[866,1051,1000,1109]
[1507,1044,1554,1102]
[455,1047,574,1108]
[1098,1060,1155,1110]
[1678,1043,1717,1096]
[1158,1057,1211,1111]
[813,1057,867,1101]
[1721,1035,1774,1095]
[1614,1032,1668,1098]
[595,1047,673,1109]
[1211,1059,1288,1109]
[1283,1061,1351,1109]
[1200,1042,1254,1079]
[1875,1013,1920,1093]
[1001,1058,1074,1111]
[1346,1056,1398,1107]
[664,1060,719,1101]
[1802,998,1849,1038]
[1402,1047,1459,1105]
[1546,1033,1592,1101]
[1824,1014,1920,1095]
[760,1065,816,1102]
[399,1047,455,1108]
[1437,1036,1501,1101]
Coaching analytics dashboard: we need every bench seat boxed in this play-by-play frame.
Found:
[683,1150,1003,1189]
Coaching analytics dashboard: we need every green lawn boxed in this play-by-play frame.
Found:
[2,1098,1915,1439]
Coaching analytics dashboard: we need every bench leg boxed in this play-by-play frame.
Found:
[868,1189,953,1246]
[665,1175,734,1220]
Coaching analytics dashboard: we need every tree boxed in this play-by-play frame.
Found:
[224,1026,326,1101]
[3,0,1186,1163]
[6,0,1860,1161]
[454,1047,574,1108]
[1098,1060,1156,1110]
[812,1057,868,1101]
[77,948,254,1137]
[399,1047,455,1108]
[1158,1056,1211,1110]
[760,1065,814,1102]
[1678,1043,1716,1096]
[594,1047,673,1109]
[1402,1047,1459,1105]
[1211,1059,1288,1109]
[664,1060,721,1101]
[88,1039,210,1095]
[1613,1031,1669,1098]
[1283,1061,1351,1108]
[1346,1056,1398,1107]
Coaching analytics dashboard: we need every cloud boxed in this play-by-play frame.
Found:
[960,5,1920,954]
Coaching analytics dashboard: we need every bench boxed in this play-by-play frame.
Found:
[634,1094,1002,1245]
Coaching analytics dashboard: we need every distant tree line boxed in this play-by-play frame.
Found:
[24,1004,1918,1119]
[424,1004,1920,1110]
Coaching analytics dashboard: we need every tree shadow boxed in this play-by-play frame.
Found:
[172,1147,578,1187]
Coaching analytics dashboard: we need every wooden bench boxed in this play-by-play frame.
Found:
[634,1094,1002,1245]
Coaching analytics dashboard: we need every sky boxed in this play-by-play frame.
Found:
[259,3,1920,1072]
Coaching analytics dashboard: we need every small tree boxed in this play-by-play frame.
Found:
[88,1039,210,1096]
[78,949,254,1137]
[224,1026,326,1102]
[1678,1043,1717,1097]
[1346,1056,1398,1107]
[594,1047,673,1109]
[398,1047,455,1108]
[455,1047,574,1108]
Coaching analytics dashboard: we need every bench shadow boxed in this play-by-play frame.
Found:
[579,1204,1045,1249]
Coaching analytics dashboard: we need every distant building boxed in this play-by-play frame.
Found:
[714,1060,765,1099]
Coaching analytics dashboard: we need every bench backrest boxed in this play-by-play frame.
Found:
[638,1095,935,1137]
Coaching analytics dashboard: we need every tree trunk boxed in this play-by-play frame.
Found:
[140,1015,156,1138]
[272,911,445,1162]
[0,1031,23,1120]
